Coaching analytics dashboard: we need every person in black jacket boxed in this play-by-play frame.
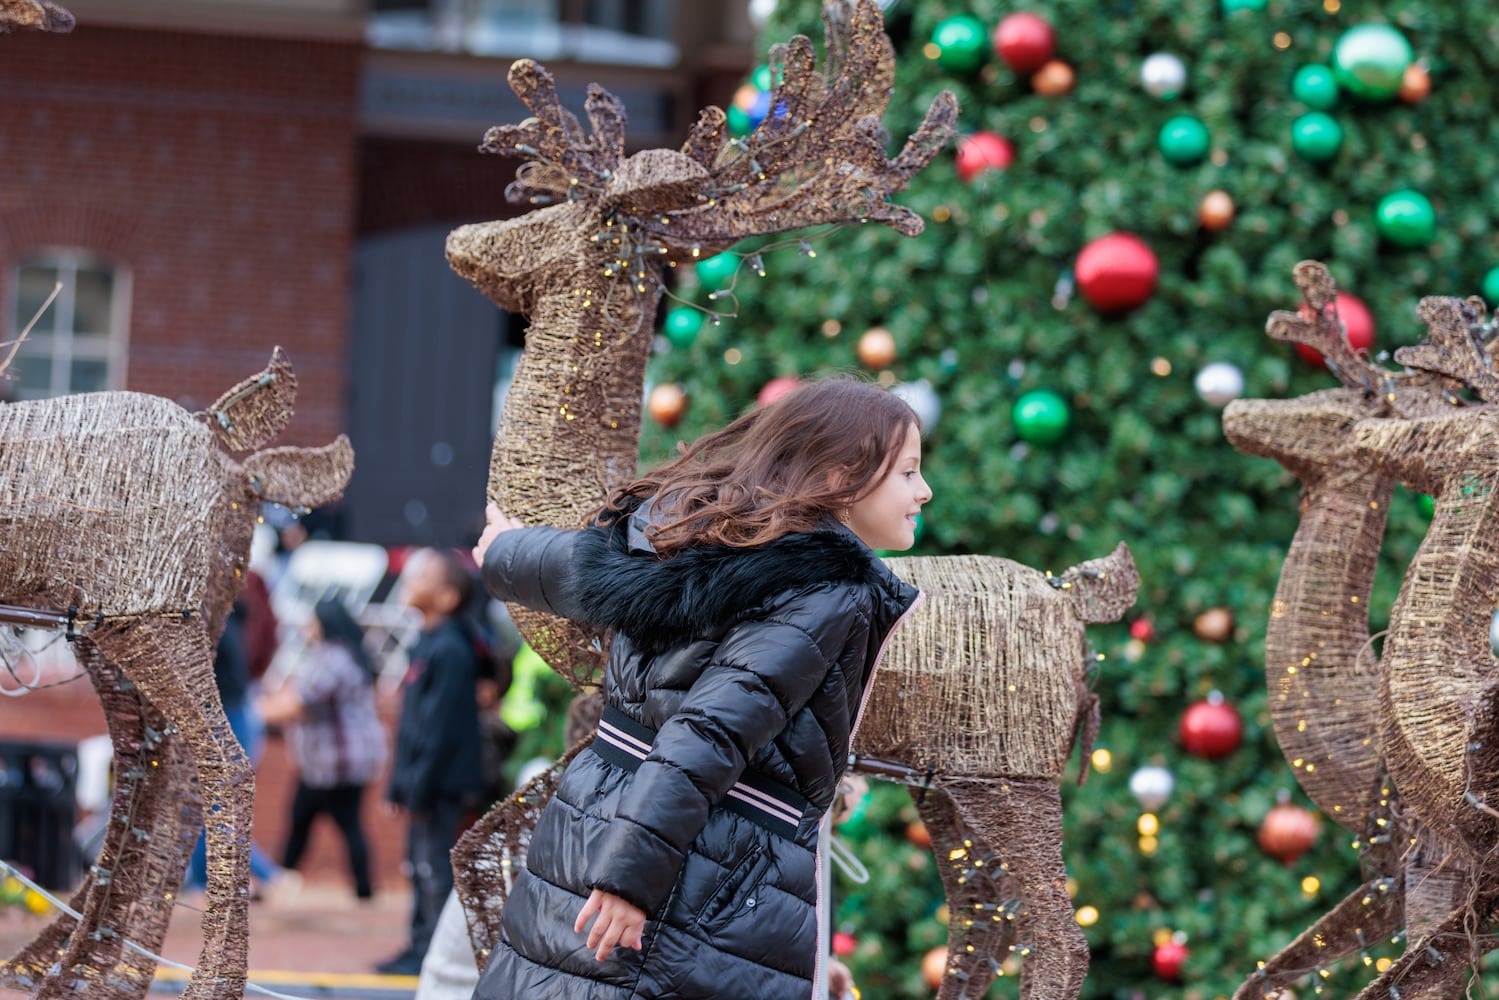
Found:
[468,378,930,1000]
[379,548,486,976]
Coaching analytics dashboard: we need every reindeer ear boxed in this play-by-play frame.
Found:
[204,348,297,452]
[243,435,353,511]
[1055,542,1138,624]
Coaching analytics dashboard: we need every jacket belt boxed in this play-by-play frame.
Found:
[592,704,810,841]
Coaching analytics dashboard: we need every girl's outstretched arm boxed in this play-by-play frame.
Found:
[476,503,590,621]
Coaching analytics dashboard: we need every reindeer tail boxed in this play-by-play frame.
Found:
[243,435,354,512]
[1055,542,1139,624]
[202,347,297,452]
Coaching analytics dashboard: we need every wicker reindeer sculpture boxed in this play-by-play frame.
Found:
[0,349,353,1000]
[0,0,72,33]
[445,5,1138,997]
[1224,263,1477,1000]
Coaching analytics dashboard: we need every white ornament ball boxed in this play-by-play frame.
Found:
[747,0,778,28]
[1490,608,1499,658]
[1195,361,1245,407]
[891,378,942,435]
[1129,765,1175,811]
[1141,52,1188,99]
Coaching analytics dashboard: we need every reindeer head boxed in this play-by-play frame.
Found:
[446,0,958,318]
[1224,261,1453,483]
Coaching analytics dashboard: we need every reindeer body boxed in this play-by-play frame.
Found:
[0,351,353,1000]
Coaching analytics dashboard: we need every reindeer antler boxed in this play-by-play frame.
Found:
[653,0,957,243]
[0,0,73,32]
[1264,261,1393,394]
[1394,296,1499,402]
[479,64,626,206]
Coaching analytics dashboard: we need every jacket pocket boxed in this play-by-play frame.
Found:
[694,845,770,932]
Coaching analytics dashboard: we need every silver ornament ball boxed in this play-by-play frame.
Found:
[1195,361,1245,407]
[1141,52,1188,99]
[1130,765,1175,811]
[892,378,942,435]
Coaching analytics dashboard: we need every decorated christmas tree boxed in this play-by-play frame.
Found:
[638,1,1499,996]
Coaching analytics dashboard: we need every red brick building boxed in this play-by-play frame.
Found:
[0,0,752,896]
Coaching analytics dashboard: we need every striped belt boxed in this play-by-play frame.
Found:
[592,704,810,840]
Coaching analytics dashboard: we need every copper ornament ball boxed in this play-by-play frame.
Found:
[1398,62,1431,103]
[647,383,688,427]
[921,946,949,988]
[1193,606,1234,643]
[1032,59,1076,96]
[857,326,898,369]
[1257,802,1320,865]
[1198,190,1236,230]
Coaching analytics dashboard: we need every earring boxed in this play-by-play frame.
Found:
[838,506,851,525]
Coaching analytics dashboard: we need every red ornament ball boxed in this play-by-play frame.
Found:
[1075,233,1159,314]
[956,131,1014,183]
[757,375,801,407]
[647,384,687,428]
[921,946,949,988]
[1295,291,1375,369]
[1152,940,1189,981]
[1129,618,1156,642]
[832,931,857,957]
[1258,803,1320,865]
[992,12,1055,74]
[1180,698,1243,759]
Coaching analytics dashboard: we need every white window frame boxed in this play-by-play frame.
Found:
[6,249,131,399]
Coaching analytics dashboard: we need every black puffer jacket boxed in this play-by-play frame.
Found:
[471,503,919,1000]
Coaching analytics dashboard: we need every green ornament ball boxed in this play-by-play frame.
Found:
[1332,24,1413,101]
[1221,0,1266,10]
[931,15,988,74]
[1013,389,1071,446]
[1483,266,1499,306]
[1290,112,1344,162]
[1158,115,1210,167]
[1418,493,1435,520]
[726,104,752,137]
[1374,189,1436,248]
[1292,64,1340,110]
[663,307,704,349]
[695,253,739,291]
[750,64,773,92]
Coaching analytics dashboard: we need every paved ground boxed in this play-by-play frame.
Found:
[1,881,423,999]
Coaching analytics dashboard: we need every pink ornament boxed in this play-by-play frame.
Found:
[992,12,1056,74]
[757,375,801,407]
[956,132,1015,182]
[1075,233,1159,315]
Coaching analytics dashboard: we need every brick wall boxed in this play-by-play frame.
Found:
[0,24,362,446]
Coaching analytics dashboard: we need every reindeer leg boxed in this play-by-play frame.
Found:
[4,640,201,999]
[92,617,251,1000]
[1353,903,1480,1000]
[1232,876,1404,1000]
[910,784,1020,1000]
[945,777,1086,1000]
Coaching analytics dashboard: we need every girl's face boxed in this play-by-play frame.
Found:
[844,423,930,552]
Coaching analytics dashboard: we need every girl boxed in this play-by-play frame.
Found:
[469,378,929,1000]
[258,598,386,901]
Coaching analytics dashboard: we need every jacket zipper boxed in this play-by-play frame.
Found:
[814,588,924,999]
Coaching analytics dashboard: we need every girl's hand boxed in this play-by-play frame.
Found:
[574,888,646,962]
[829,958,857,999]
[472,503,524,567]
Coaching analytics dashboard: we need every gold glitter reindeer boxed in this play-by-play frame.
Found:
[0,350,353,1000]
[446,5,1141,997]
[1225,262,1475,1000]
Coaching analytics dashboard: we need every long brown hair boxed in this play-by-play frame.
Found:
[601,377,918,554]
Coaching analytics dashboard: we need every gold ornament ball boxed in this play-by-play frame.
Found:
[1399,63,1431,104]
[647,384,688,428]
[921,946,948,989]
[1032,59,1076,96]
[857,327,898,369]
[1198,190,1236,231]
[1192,607,1235,643]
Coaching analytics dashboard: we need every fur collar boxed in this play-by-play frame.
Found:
[568,514,907,653]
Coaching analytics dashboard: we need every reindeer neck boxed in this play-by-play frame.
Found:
[1265,465,1394,831]
[1377,428,1499,850]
